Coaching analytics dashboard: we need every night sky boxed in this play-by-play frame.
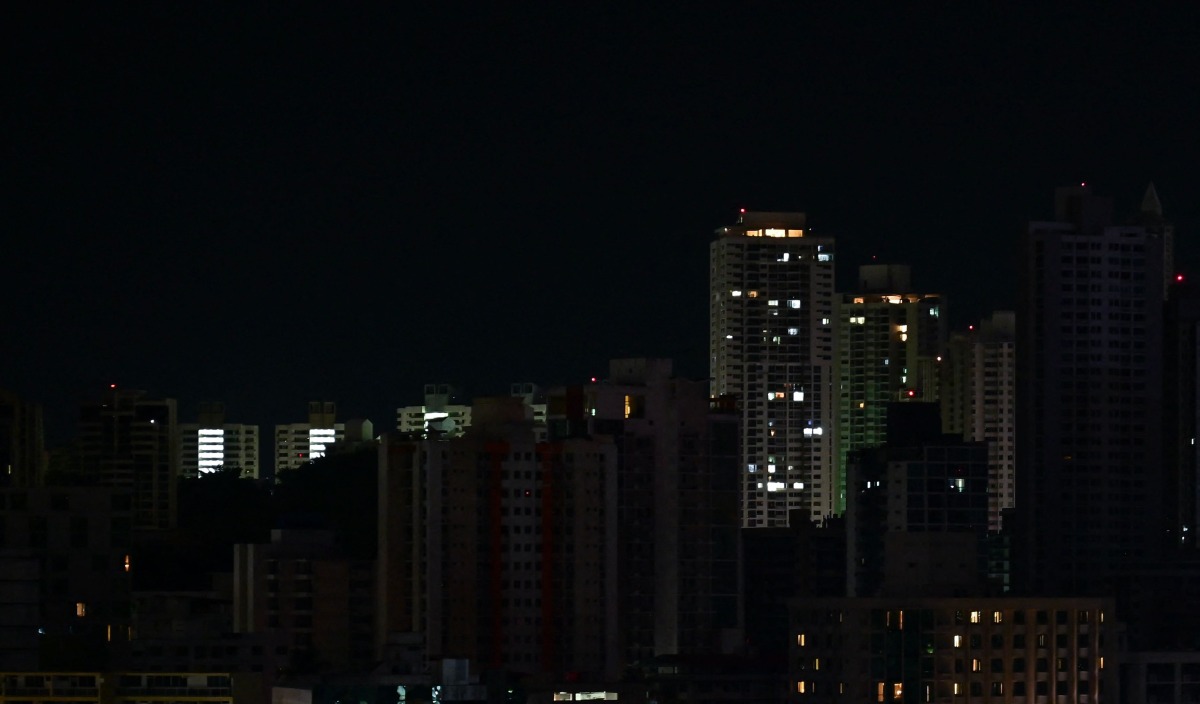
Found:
[8,4,1200,441]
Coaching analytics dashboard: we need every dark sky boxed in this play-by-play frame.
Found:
[8,4,1200,441]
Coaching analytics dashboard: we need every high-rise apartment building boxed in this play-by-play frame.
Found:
[395,384,547,441]
[377,398,618,679]
[710,210,837,527]
[0,389,46,487]
[846,403,990,598]
[835,264,945,513]
[78,388,179,530]
[943,312,1017,532]
[1164,281,1200,550]
[396,385,471,437]
[1016,185,1168,596]
[573,358,740,663]
[377,360,738,680]
[273,402,344,476]
[179,402,260,479]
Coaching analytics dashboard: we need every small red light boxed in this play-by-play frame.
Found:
[968,325,975,331]
[739,208,745,213]
[590,377,597,383]
[109,384,116,389]
[907,390,916,398]
[1177,274,1185,282]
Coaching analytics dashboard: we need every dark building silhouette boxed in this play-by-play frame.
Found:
[845,403,989,598]
[1016,185,1169,597]
[1164,278,1200,552]
[78,389,179,531]
[743,513,845,668]
[0,389,46,487]
[0,486,133,669]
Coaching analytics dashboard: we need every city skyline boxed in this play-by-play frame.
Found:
[9,5,1200,442]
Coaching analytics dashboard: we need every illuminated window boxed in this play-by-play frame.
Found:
[814,658,820,670]
[76,602,87,617]
[953,635,962,648]
[993,611,1003,624]
[818,253,832,262]
[797,681,806,694]
[788,327,799,335]
[970,611,981,623]
[731,290,742,297]
[793,391,804,401]
[124,555,131,573]
[788,300,801,309]
[972,659,981,672]
[747,290,759,298]
[893,683,903,700]
[768,299,779,306]
[877,682,885,703]
[797,633,806,647]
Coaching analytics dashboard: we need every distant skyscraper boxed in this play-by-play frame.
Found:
[179,402,260,479]
[943,311,1017,532]
[274,401,344,476]
[78,388,178,530]
[710,210,837,527]
[1016,185,1168,596]
[835,264,945,512]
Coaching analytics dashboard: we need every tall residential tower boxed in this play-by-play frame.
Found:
[835,264,945,513]
[710,210,836,527]
[1016,185,1168,596]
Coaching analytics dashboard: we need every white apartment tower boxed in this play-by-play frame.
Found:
[274,401,345,476]
[710,210,837,527]
[179,402,260,479]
